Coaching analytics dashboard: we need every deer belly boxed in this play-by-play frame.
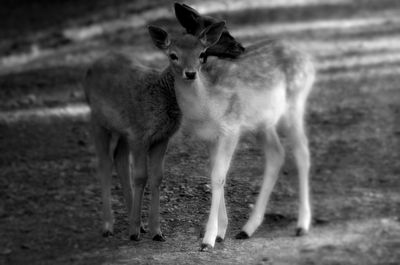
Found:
[240,88,287,130]
[183,116,237,140]
[241,108,283,130]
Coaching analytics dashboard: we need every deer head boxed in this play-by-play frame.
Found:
[148,22,226,81]
[174,3,244,59]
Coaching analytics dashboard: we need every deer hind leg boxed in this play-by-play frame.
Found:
[92,122,114,236]
[148,139,169,241]
[201,132,239,251]
[237,126,284,239]
[286,111,311,236]
[114,136,148,234]
[114,136,132,211]
[127,141,148,241]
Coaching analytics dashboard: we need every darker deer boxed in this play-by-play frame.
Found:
[83,3,244,242]
[148,17,315,250]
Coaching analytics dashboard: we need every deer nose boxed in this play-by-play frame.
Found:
[184,71,196,80]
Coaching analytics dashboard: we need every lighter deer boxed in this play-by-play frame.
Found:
[148,20,315,250]
[83,3,244,242]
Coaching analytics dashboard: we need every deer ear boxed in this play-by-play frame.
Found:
[148,25,171,49]
[174,2,201,34]
[198,21,226,48]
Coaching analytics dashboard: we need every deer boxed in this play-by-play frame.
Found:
[148,17,315,251]
[83,3,244,242]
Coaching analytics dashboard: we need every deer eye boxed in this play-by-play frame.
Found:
[169,53,178,61]
[199,52,207,64]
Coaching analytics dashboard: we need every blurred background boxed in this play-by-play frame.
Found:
[1,0,400,115]
[0,0,399,264]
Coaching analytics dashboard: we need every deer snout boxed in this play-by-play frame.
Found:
[184,71,196,80]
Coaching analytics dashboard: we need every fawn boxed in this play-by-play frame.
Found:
[84,4,244,241]
[148,19,315,250]
[84,55,181,241]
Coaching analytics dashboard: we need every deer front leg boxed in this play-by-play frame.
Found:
[201,132,239,251]
[216,191,228,242]
[128,143,148,241]
[148,139,169,241]
[206,142,228,243]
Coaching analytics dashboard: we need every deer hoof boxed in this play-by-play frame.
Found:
[152,233,166,242]
[130,234,141,241]
[216,236,224,243]
[295,227,307,237]
[235,231,249,240]
[199,243,213,252]
[140,226,147,234]
[102,230,114,237]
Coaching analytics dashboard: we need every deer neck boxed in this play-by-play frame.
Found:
[174,75,210,121]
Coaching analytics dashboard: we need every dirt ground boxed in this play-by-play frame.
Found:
[1,0,400,264]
